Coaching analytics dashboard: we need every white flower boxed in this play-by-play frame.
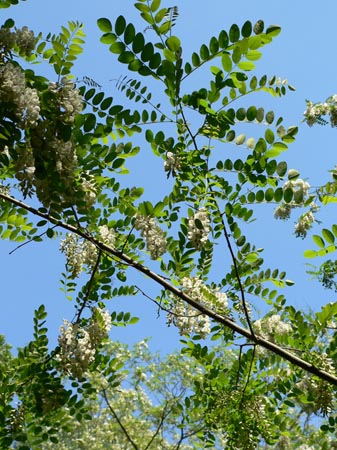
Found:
[0,183,10,196]
[19,87,40,128]
[49,77,83,123]
[56,320,96,378]
[15,26,36,56]
[167,277,228,338]
[56,309,112,378]
[60,233,84,278]
[88,308,112,346]
[80,173,98,208]
[98,225,115,248]
[134,215,166,260]
[60,233,98,278]
[187,208,210,250]
[0,62,40,129]
[294,211,315,239]
[254,314,292,341]
[164,151,180,175]
[0,27,16,56]
[274,204,292,220]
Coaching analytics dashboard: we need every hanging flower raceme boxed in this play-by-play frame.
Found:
[187,208,210,250]
[60,233,98,278]
[167,276,228,338]
[304,96,337,127]
[48,77,83,124]
[164,151,181,177]
[253,314,292,341]
[134,214,166,260]
[0,62,40,129]
[56,308,112,378]
[0,25,36,60]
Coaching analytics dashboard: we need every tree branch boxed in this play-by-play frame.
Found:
[2,192,337,385]
[102,388,139,450]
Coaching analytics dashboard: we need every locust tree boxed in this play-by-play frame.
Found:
[1,0,337,449]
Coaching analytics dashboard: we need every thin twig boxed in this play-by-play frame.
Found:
[135,285,207,319]
[216,204,256,338]
[8,224,58,255]
[75,248,102,323]
[239,345,256,405]
[144,401,170,450]
[102,388,139,450]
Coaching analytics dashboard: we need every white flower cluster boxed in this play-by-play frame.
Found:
[253,314,292,341]
[134,215,166,260]
[283,177,310,199]
[98,224,115,248]
[304,96,337,127]
[56,308,112,378]
[296,360,334,415]
[48,77,83,124]
[0,183,10,196]
[15,26,36,56]
[0,62,40,129]
[273,203,292,220]
[294,211,315,239]
[15,128,82,207]
[187,208,210,250]
[164,151,181,175]
[167,276,228,338]
[60,233,98,278]
[80,172,98,208]
[275,172,316,237]
[0,25,35,58]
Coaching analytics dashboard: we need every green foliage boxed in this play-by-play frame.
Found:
[0,0,25,8]
[36,21,85,76]
[1,0,337,448]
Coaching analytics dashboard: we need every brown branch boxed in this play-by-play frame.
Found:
[180,109,254,336]
[8,224,58,255]
[1,192,337,385]
[144,400,170,450]
[102,389,139,450]
[210,189,256,338]
[239,345,256,406]
[74,248,102,323]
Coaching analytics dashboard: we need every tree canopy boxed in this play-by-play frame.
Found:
[1,1,337,449]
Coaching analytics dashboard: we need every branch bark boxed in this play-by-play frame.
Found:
[2,193,337,386]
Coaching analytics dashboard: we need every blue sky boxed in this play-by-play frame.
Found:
[2,0,337,354]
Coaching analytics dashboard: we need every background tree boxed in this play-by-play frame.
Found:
[1,0,337,449]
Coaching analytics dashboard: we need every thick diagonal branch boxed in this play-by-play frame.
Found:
[1,193,337,386]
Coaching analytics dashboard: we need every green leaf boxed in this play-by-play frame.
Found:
[97,18,112,32]
[265,142,288,158]
[312,235,325,248]
[229,23,240,42]
[241,20,252,38]
[265,129,275,144]
[265,110,275,124]
[237,61,255,71]
[222,53,232,72]
[246,106,257,121]
[124,23,135,44]
[115,15,126,35]
[151,0,161,12]
[322,228,335,244]
[200,44,210,60]
[209,36,219,54]
[192,52,201,67]
[166,36,180,52]
[132,33,145,53]
[246,50,261,61]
